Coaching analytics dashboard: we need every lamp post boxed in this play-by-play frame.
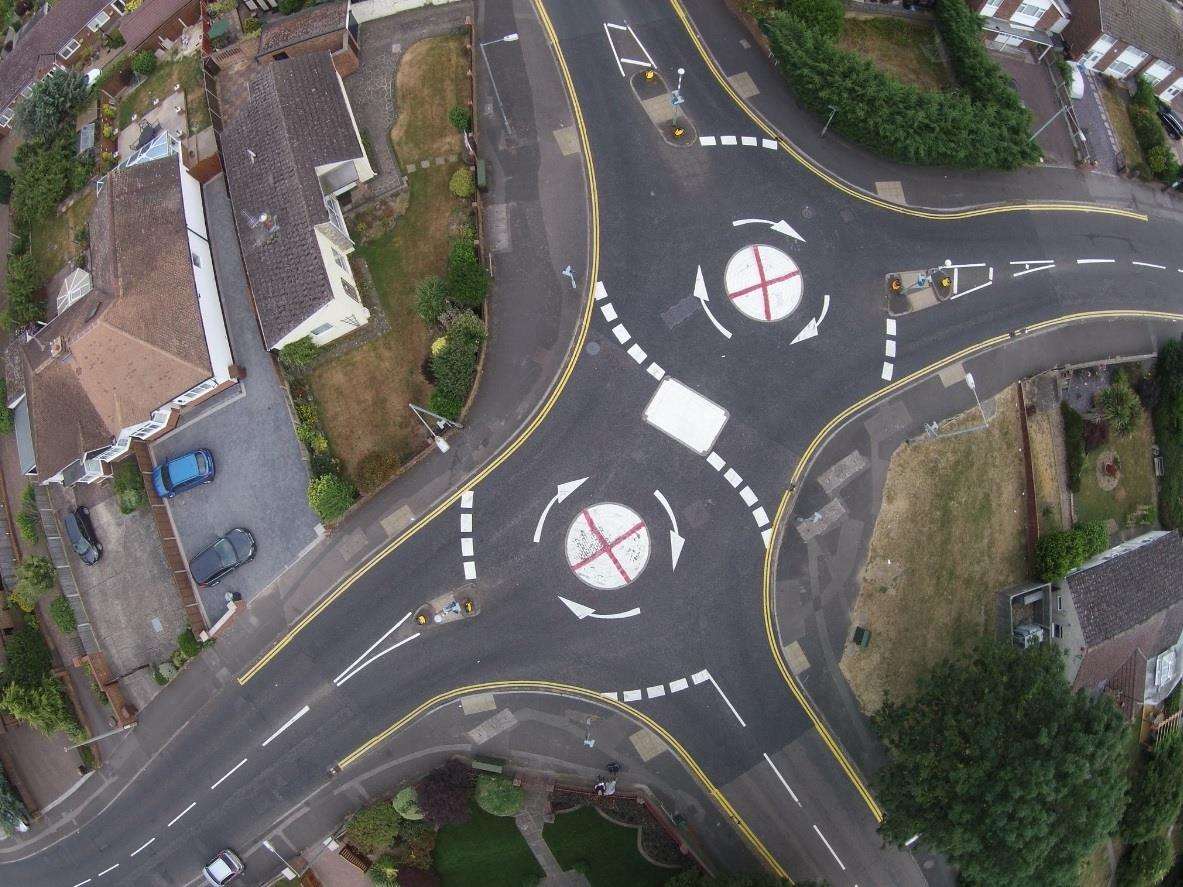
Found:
[909,373,990,444]
[480,33,518,136]
[262,840,299,879]
[409,403,462,454]
[671,67,686,136]
[64,722,134,751]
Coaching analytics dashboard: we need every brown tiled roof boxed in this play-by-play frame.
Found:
[21,155,212,478]
[1099,0,1183,70]
[257,1,345,56]
[117,0,195,50]
[1069,532,1183,647]
[0,0,111,112]
[220,52,363,349]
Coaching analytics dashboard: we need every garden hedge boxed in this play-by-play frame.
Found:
[1060,402,1085,492]
[1034,521,1109,581]
[1155,339,1183,528]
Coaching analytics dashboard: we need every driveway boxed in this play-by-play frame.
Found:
[150,174,321,624]
[995,54,1077,167]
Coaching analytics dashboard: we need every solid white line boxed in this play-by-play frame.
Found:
[626,24,656,68]
[653,489,678,529]
[618,57,650,67]
[707,672,746,727]
[461,490,474,509]
[129,837,156,857]
[262,705,311,747]
[332,613,412,684]
[699,299,733,339]
[1009,260,1053,265]
[813,825,846,870]
[950,280,993,300]
[1077,258,1115,264]
[1012,263,1054,278]
[96,865,120,878]
[335,634,421,687]
[603,21,628,30]
[602,23,625,77]
[904,833,921,847]
[71,880,93,887]
[762,752,802,806]
[945,262,986,269]
[952,267,957,294]
[167,802,196,828]
[1133,261,1167,269]
[209,758,248,791]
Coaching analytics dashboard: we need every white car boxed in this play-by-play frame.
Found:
[1067,62,1085,100]
[203,850,244,886]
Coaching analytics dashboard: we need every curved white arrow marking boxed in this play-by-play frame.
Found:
[732,218,806,243]
[533,477,589,543]
[791,293,831,344]
[653,489,685,571]
[558,596,642,620]
[694,266,732,340]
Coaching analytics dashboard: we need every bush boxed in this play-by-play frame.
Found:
[2,624,51,686]
[1155,339,1183,528]
[278,336,320,371]
[5,250,44,329]
[49,595,76,634]
[1098,374,1142,436]
[1133,75,1158,112]
[393,786,425,820]
[1122,733,1183,844]
[445,230,489,307]
[449,167,475,198]
[347,801,402,854]
[113,460,147,514]
[474,773,524,816]
[177,628,201,658]
[415,276,448,325]
[430,312,486,411]
[1165,682,1183,717]
[0,170,11,204]
[241,15,261,34]
[11,133,86,229]
[131,50,157,77]
[0,381,10,435]
[1117,836,1172,887]
[17,556,55,594]
[1082,418,1109,452]
[417,759,473,826]
[1061,402,1085,493]
[367,854,399,886]
[20,483,36,513]
[428,389,464,422]
[296,421,329,454]
[278,0,305,13]
[782,0,843,42]
[307,473,356,522]
[16,511,39,543]
[448,105,472,132]
[387,818,436,868]
[152,665,168,686]
[104,29,125,48]
[13,69,90,142]
[1034,521,1110,581]
[0,676,79,739]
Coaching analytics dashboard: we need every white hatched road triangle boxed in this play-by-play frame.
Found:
[694,266,733,339]
[558,596,642,620]
[533,477,590,543]
[791,293,831,344]
[732,218,806,243]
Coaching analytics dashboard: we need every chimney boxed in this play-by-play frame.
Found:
[49,336,65,357]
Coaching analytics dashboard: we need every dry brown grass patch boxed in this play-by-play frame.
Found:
[390,34,469,163]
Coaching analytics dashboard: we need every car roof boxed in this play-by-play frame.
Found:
[167,452,202,485]
[207,856,233,880]
[190,545,225,581]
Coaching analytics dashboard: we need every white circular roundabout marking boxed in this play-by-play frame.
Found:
[724,244,803,323]
[565,502,650,590]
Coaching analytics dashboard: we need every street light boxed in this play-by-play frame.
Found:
[964,372,987,426]
[409,403,461,453]
[480,33,518,136]
[261,840,297,879]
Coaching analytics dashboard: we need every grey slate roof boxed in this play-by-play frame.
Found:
[0,0,111,112]
[1099,0,1183,70]
[1068,531,1183,648]
[220,52,364,349]
[257,1,345,57]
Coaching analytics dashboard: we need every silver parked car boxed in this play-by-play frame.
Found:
[203,849,244,885]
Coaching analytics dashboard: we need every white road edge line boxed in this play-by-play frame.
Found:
[96,864,120,878]
[1132,261,1167,269]
[209,758,249,791]
[762,752,802,806]
[602,23,625,78]
[167,801,196,828]
[335,634,421,687]
[262,705,311,747]
[332,613,412,685]
[1012,263,1054,278]
[706,671,746,727]
[129,837,156,857]
[1077,258,1115,264]
[813,825,846,870]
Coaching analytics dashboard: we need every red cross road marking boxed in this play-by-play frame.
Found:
[572,509,647,584]
[728,245,801,321]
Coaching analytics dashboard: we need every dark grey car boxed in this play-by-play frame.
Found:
[188,528,255,587]
[65,507,102,566]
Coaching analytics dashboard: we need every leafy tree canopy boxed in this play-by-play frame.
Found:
[14,69,90,142]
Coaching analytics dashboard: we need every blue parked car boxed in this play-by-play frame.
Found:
[152,449,216,499]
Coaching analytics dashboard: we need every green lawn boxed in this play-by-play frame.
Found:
[28,190,95,289]
[117,54,206,131]
[434,803,542,887]
[1074,411,1156,530]
[542,806,669,887]
[838,18,952,93]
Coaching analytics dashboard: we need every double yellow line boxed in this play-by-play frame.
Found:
[761,308,1183,821]
[336,679,789,881]
[238,0,602,687]
[668,0,1147,223]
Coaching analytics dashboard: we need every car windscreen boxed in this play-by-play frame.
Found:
[214,538,238,568]
[65,515,87,553]
[194,452,208,475]
[158,463,172,490]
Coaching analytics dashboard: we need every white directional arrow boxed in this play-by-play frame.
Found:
[558,597,642,620]
[732,218,806,243]
[791,293,831,345]
[694,265,733,340]
[533,477,589,543]
[653,489,685,571]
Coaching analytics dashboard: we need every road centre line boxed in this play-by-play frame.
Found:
[333,613,412,685]
[1009,260,1053,265]
[71,880,92,887]
[335,634,421,687]
[96,864,119,877]
[209,758,249,791]
[167,801,196,828]
[813,824,846,870]
[762,752,802,806]
[261,705,311,747]
[1133,261,1167,269]
[603,670,704,702]
[1077,258,1115,264]
[699,134,778,150]
[129,837,156,857]
[460,490,476,582]
[1012,263,1054,278]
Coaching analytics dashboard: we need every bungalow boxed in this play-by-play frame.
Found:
[4,132,237,485]
[0,0,128,135]
[220,52,374,352]
[1063,0,1183,106]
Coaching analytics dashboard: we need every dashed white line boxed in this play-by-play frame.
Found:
[461,538,474,557]
[1012,263,1055,278]
[611,323,630,343]
[460,489,474,508]
[593,281,608,301]
[720,135,737,145]
[1133,261,1167,270]
[333,613,411,685]
[460,489,476,582]
[129,837,157,857]
[463,561,476,581]
[881,362,894,381]
[646,684,666,698]
[723,468,742,488]
[741,135,757,146]
[752,507,769,527]
[623,689,643,702]
[669,677,689,692]
[627,343,647,363]
[762,752,802,806]
[600,303,618,322]
[335,634,421,687]
[210,758,248,791]
[1077,258,1115,264]
[96,866,120,878]
[699,135,717,146]
[885,340,896,358]
[167,801,196,828]
[691,669,710,684]
[646,362,665,381]
[813,824,846,870]
[740,486,758,506]
[707,452,725,471]
[761,138,778,150]
[460,513,473,533]
[262,705,310,747]
[885,318,896,336]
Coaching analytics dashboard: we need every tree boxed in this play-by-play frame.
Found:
[49,595,77,634]
[0,676,80,739]
[17,556,55,592]
[0,771,28,838]
[783,0,844,42]
[474,774,524,816]
[1117,836,1172,887]
[307,473,355,523]
[14,69,90,142]
[449,167,475,198]
[393,786,425,820]
[1121,732,1183,843]
[278,336,320,371]
[2,624,52,687]
[445,232,489,307]
[0,170,11,204]
[10,134,79,228]
[346,801,401,854]
[5,250,44,329]
[417,759,473,826]
[131,50,157,77]
[1098,374,1142,436]
[415,276,448,325]
[661,872,790,886]
[448,105,471,132]
[1035,521,1109,581]
[873,641,1128,887]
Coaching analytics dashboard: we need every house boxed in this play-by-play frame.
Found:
[0,0,128,134]
[115,0,201,57]
[254,1,358,76]
[1047,530,1183,716]
[1063,0,1183,106]
[971,0,1070,53]
[220,52,374,352]
[3,132,237,485]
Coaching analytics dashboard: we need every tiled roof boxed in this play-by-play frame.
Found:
[257,1,345,56]
[220,52,363,349]
[21,156,212,478]
[1069,532,1183,648]
[0,0,111,112]
[117,0,194,50]
[1099,0,1183,70]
